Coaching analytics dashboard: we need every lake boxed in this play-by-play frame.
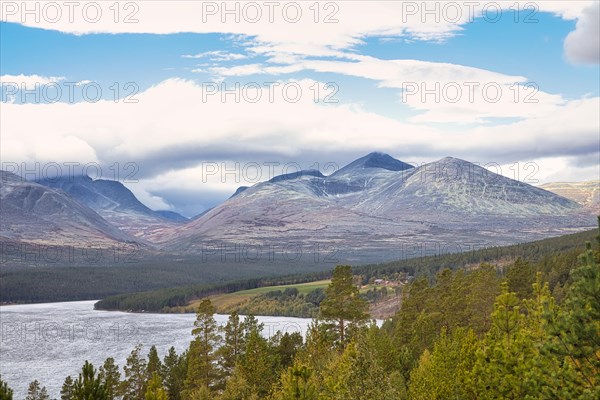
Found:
[0,301,313,398]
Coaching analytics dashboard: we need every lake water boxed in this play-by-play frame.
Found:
[0,301,313,399]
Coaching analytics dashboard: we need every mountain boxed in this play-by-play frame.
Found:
[539,181,600,210]
[355,157,579,217]
[333,151,414,173]
[0,171,137,248]
[36,175,184,239]
[155,210,189,222]
[156,153,592,262]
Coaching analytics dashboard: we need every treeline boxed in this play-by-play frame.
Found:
[95,228,598,312]
[2,227,598,399]
[0,256,328,305]
[233,288,325,318]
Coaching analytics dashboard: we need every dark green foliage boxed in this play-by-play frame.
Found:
[542,237,600,398]
[98,357,121,400]
[305,288,326,306]
[147,346,163,381]
[320,266,369,345]
[184,299,220,396]
[25,381,49,400]
[73,361,108,400]
[11,221,600,399]
[123,345,148,400]
[0,376,13,400]
[162,347,187,400]
[60,377,75,400]
[506,258,535,298]
[86,229,598,313]
[217,311,245,378]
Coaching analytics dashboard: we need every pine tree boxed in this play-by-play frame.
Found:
[217,311,245,377]
[0,376,13,400]
[507,258,535,299]
[60,376,75,400]
[320,265,369,346]
[144,373,167,400]
[26,380,49,400]
[99,357,121,400]
[472,282,542,399]
[542,227,600,399]
[277,365,317,400]
[163,347,186,400]
[274,332,303,369]
[183,299,220,397]
[147,346,164,381]
[320,330,404,400]
[123,345,148,400]
[408,327,478,400]
[73,361,108,400]
[237,330,278,398]
[219,369,253,400]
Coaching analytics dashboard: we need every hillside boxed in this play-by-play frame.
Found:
[93,227,599,313]
[0,171,138,249]
[540,180,600,209]
[36,175,187,239]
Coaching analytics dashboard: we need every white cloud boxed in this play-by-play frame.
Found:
[564,2,600,64]
[1,1,593,58]
[1,77,597,164]
[182,50,249,61]
[207,55,571,124]
[0,74,65,89]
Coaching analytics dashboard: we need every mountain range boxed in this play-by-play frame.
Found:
[36,174,188,238]
[1,153,597,265]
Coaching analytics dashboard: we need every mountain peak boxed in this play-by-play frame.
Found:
[335,152,414,175]
[269,169,325,183]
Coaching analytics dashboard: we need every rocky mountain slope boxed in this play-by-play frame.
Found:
[155,153,592,262]
[2,153,595,265]
[540,181,599,210]
[36,175,186,239]
[0,171,137,248]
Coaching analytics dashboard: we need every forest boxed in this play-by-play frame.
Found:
[1,218,598,400]
[94,227,599,313]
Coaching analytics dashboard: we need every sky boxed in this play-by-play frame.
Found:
[1,0,599,217]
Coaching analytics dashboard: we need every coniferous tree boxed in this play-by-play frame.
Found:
[26,380,49,400]
[144,373,167,400]
[237,329,278,398]
[409,327,478,400]
[507,258,535,299]
[217,311,245,378]
[73,361,108,400]
[123,345,148,400]
[0,376,13,400]
[472,282,542,399]
[147,346,164,382]
[542,232,600,399]
[99,357,121,400]
[163,347,186,400]
[183,299,220,397]
[60,376,75,400]
[321,330,404,400]
[319,265,369,346]
[276,365,317,400]
[219,369,253,400]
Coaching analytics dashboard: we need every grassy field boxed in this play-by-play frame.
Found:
[174,279,331,313]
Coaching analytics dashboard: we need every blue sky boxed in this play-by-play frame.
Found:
[1,1,598,216]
